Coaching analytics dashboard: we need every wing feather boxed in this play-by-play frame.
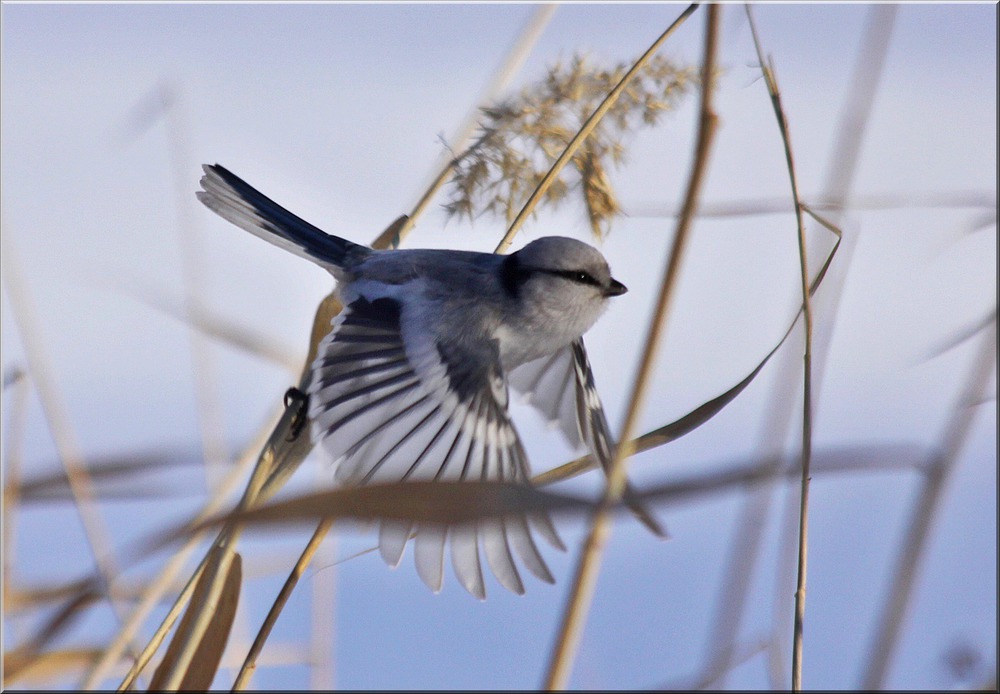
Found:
[476,406,525,595]
[450,523,486,600]
[511,339,667,539]
[509,346,582,447]
[414,524,447,593]
[379,521,412,568]
[307,294,562,597]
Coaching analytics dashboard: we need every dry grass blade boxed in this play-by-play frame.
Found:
[543,6,719,688]
[629,444,928,507]
[115,510,248,688]
[160,444,930,557]
[4,647,106,686]
[232,519,334,690]
[148,548,242,691]
[3,582,103,686]
[17,449,201,503]
[532,242,840,488]
[117,278,301,373]
[113,557,206,691]
[172,482,587,541]
[494,2,700,253]
[532,323,791,486]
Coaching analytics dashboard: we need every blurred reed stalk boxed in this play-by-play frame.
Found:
[860,318,997,689]
[85,417,272,688]
[3,367,30,652]
[157,81,231,494]
[1,225,147,679]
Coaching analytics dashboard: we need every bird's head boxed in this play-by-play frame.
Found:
[502,236,627,348]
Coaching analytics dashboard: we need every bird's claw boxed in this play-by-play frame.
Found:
[283,386,310,441]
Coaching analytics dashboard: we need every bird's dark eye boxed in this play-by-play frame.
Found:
[548,269,600,286]
[567,270,600,286]
[527,267,602,287]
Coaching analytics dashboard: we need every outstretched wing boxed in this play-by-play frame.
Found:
[510,338,667,538]
[508,339,612,459]
[508,345,581,447]
[308,294,564,599]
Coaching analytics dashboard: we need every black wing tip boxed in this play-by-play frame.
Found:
[198,163,241,199]
[199,163,250,194]
[624,487,670,540]
[200,162,227,183]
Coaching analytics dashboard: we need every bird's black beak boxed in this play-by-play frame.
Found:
[604,278,628,297]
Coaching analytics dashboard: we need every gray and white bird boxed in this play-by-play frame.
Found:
[197,164,663,599]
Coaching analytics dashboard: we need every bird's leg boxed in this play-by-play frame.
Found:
[283,386,310,441]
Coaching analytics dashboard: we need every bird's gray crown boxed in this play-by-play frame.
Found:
[516,236,613,283]
[510,236,627,299]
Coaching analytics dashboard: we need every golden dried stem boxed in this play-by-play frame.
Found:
[542,5,718,688]
[231,519,334,690]
[744,6,814,690]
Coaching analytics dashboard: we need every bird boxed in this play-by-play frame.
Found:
[197,163,663,599]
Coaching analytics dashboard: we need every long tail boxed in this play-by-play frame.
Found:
[197,164,370,269]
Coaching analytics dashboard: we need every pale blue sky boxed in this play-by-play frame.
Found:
[2,3,996,690]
